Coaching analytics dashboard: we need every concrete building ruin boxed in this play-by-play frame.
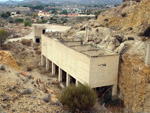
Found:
[32,25,46,43]
[41,33,120,96]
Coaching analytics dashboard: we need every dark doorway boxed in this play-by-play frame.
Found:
[36,38,40,43]
[62,70,66,83]
[43,29,46,34]
[70,76,76,84]
[55,65,59,75]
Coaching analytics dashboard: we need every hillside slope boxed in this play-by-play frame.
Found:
[96,0,150,36]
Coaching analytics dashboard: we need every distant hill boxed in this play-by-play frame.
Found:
[1,0,122,5]
[22,0,122,4]
[22,0,44,5]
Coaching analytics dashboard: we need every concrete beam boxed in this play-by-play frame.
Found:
[66,73,70,87]
[52,63,56,75]
[58,68,62,82]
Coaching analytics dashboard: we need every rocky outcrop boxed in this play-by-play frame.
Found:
[119,54,150,113]
[96,0,150,36]
[0,51,21,71]
[63,0,150,112]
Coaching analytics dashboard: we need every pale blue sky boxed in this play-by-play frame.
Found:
[0,0,23,1]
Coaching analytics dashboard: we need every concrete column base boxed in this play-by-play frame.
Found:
[52,63,56,75]
[112,85,117,96]
[145,43,150,67]
[46,58,50,71]
[76,80,79,86]
[66,73,70,87]
[41,55,44,66]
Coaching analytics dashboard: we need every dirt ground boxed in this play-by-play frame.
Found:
[0,40,124,113]
[0,41,67,113]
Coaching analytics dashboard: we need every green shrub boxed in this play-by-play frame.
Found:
[24,21,32,27]
[59,84,97,112]
[15,18,24,23]
[62,19,68,24]
[42,20,47,23]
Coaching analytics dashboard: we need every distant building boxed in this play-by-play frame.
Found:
[38,11,51,17]
[11,12,23,17]
[11,12,16,16]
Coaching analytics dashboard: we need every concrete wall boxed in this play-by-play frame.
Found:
[42,35,91,84]
[89,55,119,88]
[33,26,44,37]
[42,34,119,90]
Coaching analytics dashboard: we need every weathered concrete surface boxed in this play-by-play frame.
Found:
[33,24,71,32]
[41,34,119,95]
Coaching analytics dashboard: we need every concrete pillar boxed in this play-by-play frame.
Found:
[58,68,62,82]
[46,58,50,71]
[52,63,56,75]
[41,55,44,66]
[66,73,70,87]
[145,42,150,67]
[112,85,117,96]
[76,80,79,86]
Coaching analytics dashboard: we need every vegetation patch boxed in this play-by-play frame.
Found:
[59,84,97,112]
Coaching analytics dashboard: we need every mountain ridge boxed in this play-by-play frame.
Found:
[4,0,122,5]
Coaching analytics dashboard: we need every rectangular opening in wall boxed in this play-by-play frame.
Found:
[55,64,59,77]
[62,70,66,86]
[94,86,112,104]
[36,38,40,43]
[70,76,76,84]
[43,29,46,34]
[98,64,106,66]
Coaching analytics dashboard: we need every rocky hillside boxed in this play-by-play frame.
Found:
[96,0,150,37]
[63,0,150,112]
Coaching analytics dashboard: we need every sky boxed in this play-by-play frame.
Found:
[0,0,23,2]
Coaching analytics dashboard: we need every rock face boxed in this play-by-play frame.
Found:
[0,51,21,71]
[96,0,150,36]
[119,54,150,112]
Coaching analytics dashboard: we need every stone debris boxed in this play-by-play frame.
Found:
[0,66,65,113]
[22,88,32,95]
[0,65,6,71]
[42,93,51,103]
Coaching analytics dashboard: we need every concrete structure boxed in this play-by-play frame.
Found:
[32,25,46,43]
[41,33,119,96]
[145,42,150,67]
[32,24,71,43]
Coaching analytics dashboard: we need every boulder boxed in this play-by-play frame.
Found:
[0,65,6,71]
[23,88,32,95]
[42,93,51,103]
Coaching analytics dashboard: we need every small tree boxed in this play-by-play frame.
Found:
[1,12,11,19]
[62,19,68,24]
[0,29,11,46]
[61,10,68,15]
[24,21,32,27]
[59,84,97,112]
[15,18,24,23]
